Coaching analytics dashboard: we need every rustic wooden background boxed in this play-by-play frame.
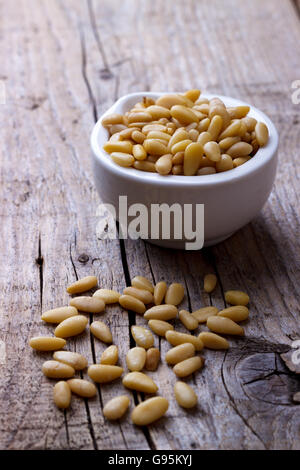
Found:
[0,0,299,450]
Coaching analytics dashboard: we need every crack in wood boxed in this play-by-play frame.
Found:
[36,234,44,310]
[79,28,98,123]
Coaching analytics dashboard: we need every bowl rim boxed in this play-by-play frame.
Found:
[91,91,279,187]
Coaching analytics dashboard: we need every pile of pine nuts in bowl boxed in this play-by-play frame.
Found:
[30,274,251,426]
[100,89,270,176]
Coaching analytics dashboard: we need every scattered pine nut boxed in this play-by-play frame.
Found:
[225,290,250,306]
[131,276,154,293]
[88,364,123,383]
[126,347,147,371]
[123,287,154,304]
[90,321,113,344]
[54,315,88,339]
[165,283,185,305]
[145,348,160,371]
[173,356,204,378]
[204,274,217,293]
[42,360,75,379]
[67,379,97,398]
[131,325,154,349]
[29,337,66,351]
[41,306,78,323]
[100,345,118,365]
[165,343,196,365]
[67,276,98,294]
[165,330,203,351]
[70,296,105,313]
[131,397,169,426]
[199,332,229,350]
[179,310,199,331]
[123,371,158,393]
[191,306,219,323]
[119,294,146,314]
[53,351,88,370]
[53,381,71,409]
[144,304,178,321]
[103,395,131,421]
[207,316,244,336]
[174,382,197,409]
[148,319,174,337]
[218,306,249,322]
[93,289,121,304]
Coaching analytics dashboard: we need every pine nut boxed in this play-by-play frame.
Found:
[207,316,244,335]
[148,319,174,337]
[165,330,203,351]
[198,103,209,114]
[238,120,247,137]
[207,115,223,140]
[67,379,97,397]
[218,136,241,150]
[102,113,124,126]
[88,364,123,383]
[165,283,184,306]
[147,154,160,163]
[242,116,257,132]
[233,156,251,167]
[143,139,168,156]
[131,396,168,426]
[119,294,146,314]
[123,287,153,304]
[225,290,249,306]
[147,105,171,120]
[123,371,158,393]
[173,356,204,377]
[29,336,66,351]
[144,304,178,321]
[209,102,230,129]
[67,276,97,294]
[199,332,229,349]
[197,167,216,175]
[109,124,127,134]
[197,131,212,146]
[142,124,167,134]
[100,345,118,365]
[132,130,146,144]
[255,122,269,146]
[155,154,173,175]
[132,144,147,161]
[204,273,217,293]
[188,129,199,142]
[41,306,78,323]
[42,360,75,378]
[216,154,234,172]
[103,395,131,420]
[218,305,249,322]
[147,131,171,141]
[126,347,147,371]
[185,89,201,102]
[53,351,88,370]
[198,117,210,132]
[93,289,120,304]
[111,152,135,167]
[227,106,250,119]
[90,321,113,343]
[156,94,187,109]
[195,97,209,106]
[218,120,241,140]
[69,296,105,313]
[128,112,152,123]
[165,343,195,365]
[171,139,193,154]
[227,142,253,158]
[103,141,133,154]
[191,306,219,323]
[132,276,154,293]
[174,381,197,408]
[170,105,199,125]
[168,128,190,150]
[131,326,154,349]
[145,348,160,371]
[179,310,198,330]
[172,164,183,175]
[204,141,221,162]
[184,142,203,175]
[133,160,156,172]
[120,127,139,139]
[53,381,71,409]
[153,281,167,305]
[54,315,88,338]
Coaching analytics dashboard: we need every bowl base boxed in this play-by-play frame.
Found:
[143,232,235,250]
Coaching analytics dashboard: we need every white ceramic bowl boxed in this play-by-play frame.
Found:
[91,92,278,249]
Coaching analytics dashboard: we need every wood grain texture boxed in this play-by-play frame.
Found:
[0,0,299,450]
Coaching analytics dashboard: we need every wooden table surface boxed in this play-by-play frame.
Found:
[1,0,300,450]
